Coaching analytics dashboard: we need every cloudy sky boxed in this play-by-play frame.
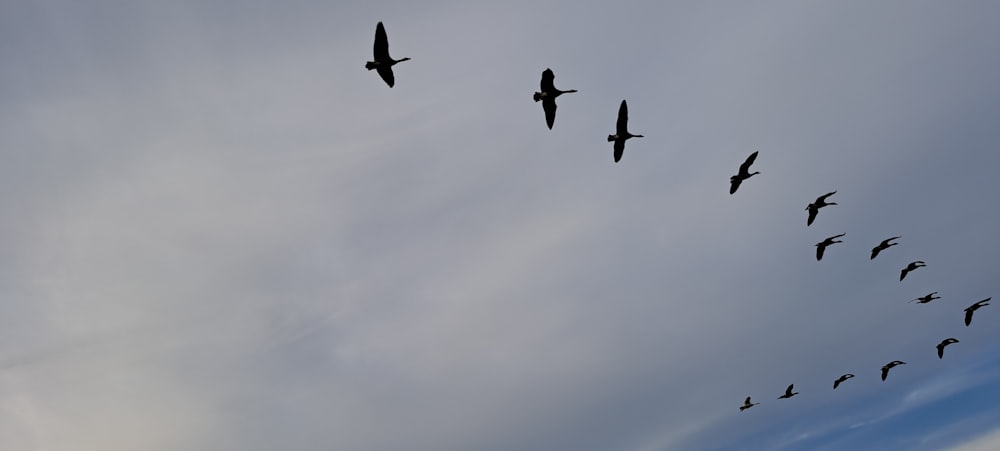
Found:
[2,1,999,450]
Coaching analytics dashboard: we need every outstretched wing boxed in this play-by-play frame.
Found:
[540,68,555,93]
[818,191,837,202]
[730,177,742,195]
[613,139,625,163]
[870,246,881,260]
[807,207,818,226]
[376,66,395,87]
[373,22,390,60]
[616,100,629,135]
[937,343,945,359]
[542,98,557,129]
[739,151,758,174]
[965,308,974,326]
[816,243,826,261]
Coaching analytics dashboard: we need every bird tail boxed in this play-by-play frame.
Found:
[533,92,542,102]
[365,61,377,70]
[607,135,615,142]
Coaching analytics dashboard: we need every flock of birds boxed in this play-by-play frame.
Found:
[363,21,993,416]
[736,189,992,413]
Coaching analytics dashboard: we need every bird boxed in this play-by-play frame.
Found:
[806,191,837,226]
[729,151,760,194]
[607,100,643,163]
[533,68,577,130]
[833,373,855,389]
[899,261,926,281]
[881,360,906,381]
[870,236,901,260]
[936,338,959,359]
[365,22,410,88]
[777,384,799,399]
[739,396,760,412]
[964,297,991,326]
[815,233,846,261]
[910,292,941,304]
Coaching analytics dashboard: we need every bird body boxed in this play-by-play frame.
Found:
[777,384,799,399]
[899,261,926,281]
[964,297,991,326]
[729,151,760,194]
[806,191,837,226]
[910,292,941,304]
[833,373,855,389]
[936,338,959,359]
[881,360,906,381]
[815,233,846,261]
[366,22,410,87]
[870,236,901,259]
[739,396,760,412]
[607,100,643,163]
[534,68,577,129]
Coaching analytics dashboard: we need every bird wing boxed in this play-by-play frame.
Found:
[616,100,629,135]
[613,139,625,163]
[730,177,742,195]
[818,191,837,202]
[870,246,880,259]
[965,308,974,326]
[744,396,751,405]
[937,343,945,359]
[807,207,818,226]
[785,384,794,395]
[540,68,555,92]
[376,66,395,88]
[833,378,841,389]
[881,367,889,381]
[542,98,557,129]
[900,268,908,281]
[373,22,390,60]
[739,151,758,175]
[816,243,826,261]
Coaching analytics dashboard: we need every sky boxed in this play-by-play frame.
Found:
[1,1,999,450]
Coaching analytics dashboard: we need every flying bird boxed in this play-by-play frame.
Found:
[899,261,926,281]
[365,22,410,87]
[936,338,959,359]
[729,151,760,194]
[833,373,855,389]
[806,191,837,226]
[881,360,906,381]
[815,233,846,261]
[777,384,799,399]
[739,396,760,412]
[870,236,901,260]
[910,292,941,304]
[607,100,643,163]
[533,68,577,130]
[964,297,991,326]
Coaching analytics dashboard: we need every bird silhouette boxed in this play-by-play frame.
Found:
[739,396,760,412]
[936,338,959,359]
[533,68,577,130]
[815,233,846,261]
[833,373,855,389]
[366,22,410,87]
[607,100,643,163]
[881,360,906,381]
[870,236,901,260]
[964,297,991,326]
[729,151,760,194]
[899,261,926,281]
[806,191,837,226]
[777,384,799,399]
[910,292,941,304]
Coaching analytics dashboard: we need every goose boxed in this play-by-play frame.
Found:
[534,68,577,130]
[899,261,926,282]
[607,100,643,163]
[964,297,991,326]
[777,384,799,399]
[936,338,959,359]
[910,292,941,304]
[881,360,906,381]
[366,22,410,87]
[833,373,855,389]
[806,191,837,226]
[870,236,901,260]
[815,233,846,261]
[739,396,760,412]
[729,151,760,194]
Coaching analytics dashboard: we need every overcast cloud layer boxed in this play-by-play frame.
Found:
[2,1,999,450]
